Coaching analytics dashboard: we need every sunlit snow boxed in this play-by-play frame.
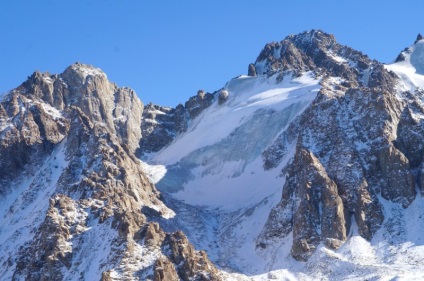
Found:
[148,72,319,211]
[152,72,319,166]
[385,38,424,91]
[139,160,167,184]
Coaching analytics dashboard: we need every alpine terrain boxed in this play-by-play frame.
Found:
[2,30,424,280]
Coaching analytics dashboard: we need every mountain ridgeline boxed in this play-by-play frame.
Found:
[2,30,424,280]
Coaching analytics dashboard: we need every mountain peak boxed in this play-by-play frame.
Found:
[287,29,336,47]
[252,29,371,82]
[63,62,107,81]
[415,33,424,44]
[392,34,424,75]
[395,33,424,63]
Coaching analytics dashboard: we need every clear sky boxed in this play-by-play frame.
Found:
[1,1,423,107]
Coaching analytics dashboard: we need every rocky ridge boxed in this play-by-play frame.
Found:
[258,30,422,260]
[0,63,221,280]
[138,90,216,157]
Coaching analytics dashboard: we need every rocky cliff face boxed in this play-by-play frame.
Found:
[258,30,421,260]
[0,63,221,280]
[138,90,215,157]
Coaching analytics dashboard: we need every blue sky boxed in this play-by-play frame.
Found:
[1,1,423,107]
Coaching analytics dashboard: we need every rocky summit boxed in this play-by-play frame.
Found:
[2,30,424,280]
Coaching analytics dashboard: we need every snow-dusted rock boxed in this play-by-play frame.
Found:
[258,148,346,261]
[217,90,229,105]
[0,63,220,280]
[4,30,424,281]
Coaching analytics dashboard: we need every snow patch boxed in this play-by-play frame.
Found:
[386,40,424,91]
[109,242,161,281]
[43,76,53,84]
[39,101,63,119]
[72,64,107,80]
[327,51,348,64]
[139,160,167,184]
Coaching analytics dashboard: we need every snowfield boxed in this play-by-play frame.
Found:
[149,72,319,210]
[152,72,319,166]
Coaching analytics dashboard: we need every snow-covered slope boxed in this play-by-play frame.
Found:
[0,141,68,280]
[386,34,424,91]
[148,72,319,210]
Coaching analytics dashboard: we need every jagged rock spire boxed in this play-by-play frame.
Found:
[415,33,424,44]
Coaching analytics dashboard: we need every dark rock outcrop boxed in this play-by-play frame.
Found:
[162,230,221,281]
[0,89,69,184]
[185,90,214,119]
[415,33,424,44]
[153,256,179,281]
[139,223,222,281]
[138,89,215,156]
[139,103,187,155]
[218,90,229,105]
[248,63,257,76]
[258,148,346,261]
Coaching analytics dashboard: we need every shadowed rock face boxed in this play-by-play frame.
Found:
[0,91,70,183]
[0,63,221,280]
[138,89,215,157]
[258,148,346,261]
[139,103,186,155]
[248,63,257,76]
